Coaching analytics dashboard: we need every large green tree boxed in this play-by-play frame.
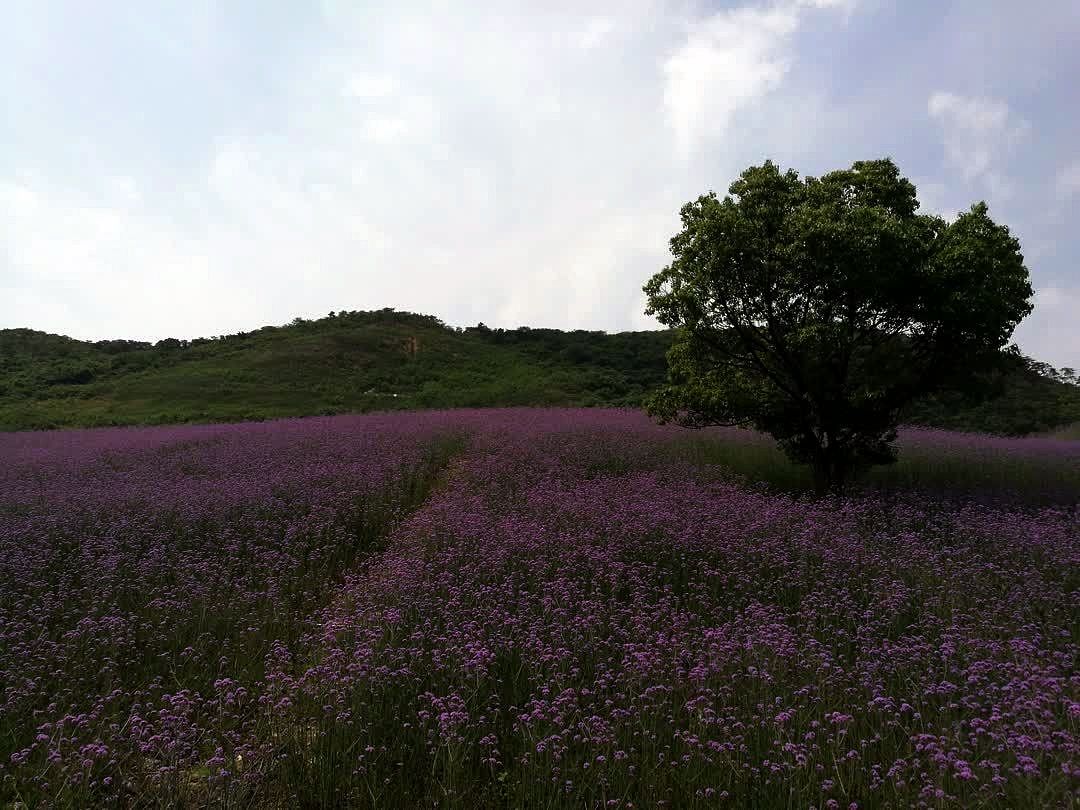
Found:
[643,158,1034,494]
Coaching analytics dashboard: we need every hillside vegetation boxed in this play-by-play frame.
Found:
[1,308,1077,433]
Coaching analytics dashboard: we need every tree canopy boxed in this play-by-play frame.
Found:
[643,158,1034,493]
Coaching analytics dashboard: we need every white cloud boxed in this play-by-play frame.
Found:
[364,116,412,143]
[0,177,235,338]
[793,0,859,17]
[927,91,1030,200]
[1054,159,1080,202]
[908,178,953,219]
[343,73,398,99]
[1012,285,1080,371]
[662,7,795,159]
[1034,286,1072,311]
[572,17,616,50]
[661,0,853,159]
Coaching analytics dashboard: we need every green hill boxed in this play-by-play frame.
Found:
[1,308,1077,434]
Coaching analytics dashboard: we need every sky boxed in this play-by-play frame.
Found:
[2,0,1079,370]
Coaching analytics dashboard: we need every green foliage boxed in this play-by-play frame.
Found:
[1,306,1075,435]
[643,157,1035,492]
[0,311,671,431]
[904,353,1080,435]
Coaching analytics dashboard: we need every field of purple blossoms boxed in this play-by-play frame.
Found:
[1,409,1077,809]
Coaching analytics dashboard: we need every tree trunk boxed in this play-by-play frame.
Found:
[811,452,848,497]
[812,459,831,496]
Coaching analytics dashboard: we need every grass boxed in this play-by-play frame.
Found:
[1045,421,1080,440]
[666,425,1080,506]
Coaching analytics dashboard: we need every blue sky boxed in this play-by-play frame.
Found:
[2,0,1079,370]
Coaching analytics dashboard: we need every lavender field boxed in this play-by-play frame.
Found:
[1,409,1077,809]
